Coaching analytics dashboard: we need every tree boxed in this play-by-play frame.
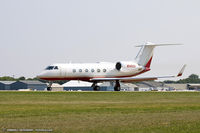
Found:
[18,76,26,80]
[164,74,200,84]
[189,74,199,80]
[163,80,176,83]
[0,76,15,81]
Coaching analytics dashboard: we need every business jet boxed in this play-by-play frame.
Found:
[37,42,186,91]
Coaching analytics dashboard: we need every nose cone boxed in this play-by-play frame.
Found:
[36,73,43,79]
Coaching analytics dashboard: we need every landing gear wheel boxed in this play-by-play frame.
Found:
[92,82,101,91]
[93,86,100,91]
[47,87,52,91]
[114,80,121,91]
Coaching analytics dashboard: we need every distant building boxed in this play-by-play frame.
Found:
[165,84,188,91]
[134,82,151,91]
[0,81,16,90]
[63,80,113,91]
[99,82,114,91]
[1,80,199,92]
[63,80,174,91]
[136,81,171,91]
[18,80,47,90]
[187,84,200,91]
[120,83,139,91]
[0,80,47,90]
[50,83,64,91]
[63,80,93,91]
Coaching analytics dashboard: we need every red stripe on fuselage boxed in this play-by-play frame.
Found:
[39,68,151,81]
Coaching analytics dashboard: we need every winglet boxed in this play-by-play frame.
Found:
[177,64,186,77]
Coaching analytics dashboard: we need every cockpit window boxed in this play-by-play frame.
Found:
[45,66,54,70]
[54,66,58,70]
[45,66,59,70]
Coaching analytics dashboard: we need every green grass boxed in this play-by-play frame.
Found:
[0,91,200,133]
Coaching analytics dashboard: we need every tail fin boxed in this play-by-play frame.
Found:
[135,42,182,68]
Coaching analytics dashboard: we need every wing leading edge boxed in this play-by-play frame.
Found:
[90,65,186,82]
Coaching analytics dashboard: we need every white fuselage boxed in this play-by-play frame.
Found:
[37,61,147,81]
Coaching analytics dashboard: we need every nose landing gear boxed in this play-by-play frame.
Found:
[47,82,53,91]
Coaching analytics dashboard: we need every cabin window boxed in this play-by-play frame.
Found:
[103,69,107,72]
[97,69,101,72]
[91,69,95,73]
[73,69,76,73]
[79,69,82,72]
[85,69,88,72]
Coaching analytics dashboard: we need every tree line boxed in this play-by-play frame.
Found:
[0,74,200,84]
[164,74,200,84]
[0,76,37,81]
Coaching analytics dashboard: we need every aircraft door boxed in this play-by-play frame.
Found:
[60,66,66,77]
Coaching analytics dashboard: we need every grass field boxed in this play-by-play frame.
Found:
[0,91,200,133]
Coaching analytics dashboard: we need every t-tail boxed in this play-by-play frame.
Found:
[135,42,182,68]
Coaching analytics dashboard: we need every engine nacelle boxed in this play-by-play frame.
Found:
[116,62,122,70]
[115,61,138,72]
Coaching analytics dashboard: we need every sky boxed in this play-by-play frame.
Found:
[0,0,200,80]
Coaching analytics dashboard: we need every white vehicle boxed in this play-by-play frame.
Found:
[37,42,186,91]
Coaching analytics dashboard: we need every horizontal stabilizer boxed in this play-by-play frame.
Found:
[135,42,183,47]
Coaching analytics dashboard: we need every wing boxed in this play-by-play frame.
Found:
[90,65,186,82]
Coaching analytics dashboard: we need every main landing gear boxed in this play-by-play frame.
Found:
[92,82,100,91]
[92,80,121,91]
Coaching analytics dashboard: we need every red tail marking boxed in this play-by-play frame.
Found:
[145,56,153,68]
[177,73,182,77]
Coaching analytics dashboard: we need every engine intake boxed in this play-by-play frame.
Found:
[115,61,138,72]
[116,62,122,71]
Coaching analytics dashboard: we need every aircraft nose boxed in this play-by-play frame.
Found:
[37,72,46,79]
[36,74,42,79]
